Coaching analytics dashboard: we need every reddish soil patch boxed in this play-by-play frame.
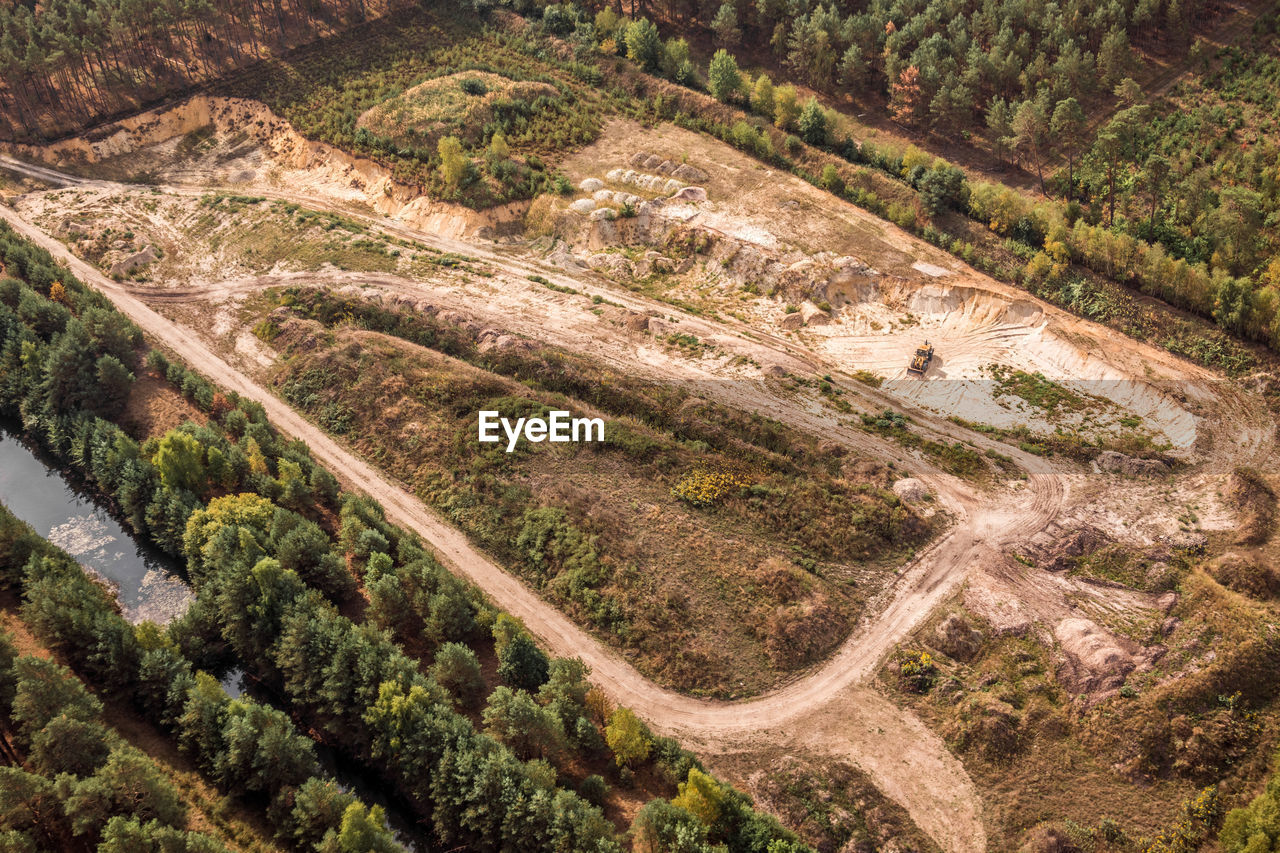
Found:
[119,371,206,440]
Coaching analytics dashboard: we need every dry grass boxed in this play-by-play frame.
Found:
[713,747,940,853]
[118,369,208,441]
[879,559,1280,851]
[264,319,924,696]
[1228,467,1276,546]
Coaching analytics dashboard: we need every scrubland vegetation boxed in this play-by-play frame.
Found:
[217,13,620,205]
[0,223,814,850]
[884,533,1280,852]
[6,0,1280,846]
[254,287,930,694]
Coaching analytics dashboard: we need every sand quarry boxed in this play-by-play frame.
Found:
[553,120,1207,451]
[6,94,1276,853]
[3,101,1214,455]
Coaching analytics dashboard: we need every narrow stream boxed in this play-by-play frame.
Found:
[0,421,193,623]
[0,421,430,850]
[220,667,434,851]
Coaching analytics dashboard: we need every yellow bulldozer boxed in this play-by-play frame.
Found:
[907,341,934,376]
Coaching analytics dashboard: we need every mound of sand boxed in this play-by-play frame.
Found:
[1053,617,1139,694]
[1227,467,1276,545]
[932,613,984,662]
[1208,552,1280,600]
[892,478,929,502]
[1097,450,1171,477]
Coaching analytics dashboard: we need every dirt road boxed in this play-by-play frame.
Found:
[1,152,1266,853]
[1,155,1020,847]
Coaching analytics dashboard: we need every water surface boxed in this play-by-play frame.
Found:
[0,423,193,623]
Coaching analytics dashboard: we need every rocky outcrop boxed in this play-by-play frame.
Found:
[800,301,831,325]
[1163,530,1207,553]
[1096,450,1171,477]
[585,253,633,277]
[671,163,709,183]
[476,328,533,354]
[778,311,804,330]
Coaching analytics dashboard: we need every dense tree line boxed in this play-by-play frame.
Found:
[0,630,231,852]
[487,0,1208,141]
[0,0,412,141]
[1065,29,1280,342]
[1222,749,1280,852]
[0,507,408,852]
[0,221,810,852]
[474,3,1275,356]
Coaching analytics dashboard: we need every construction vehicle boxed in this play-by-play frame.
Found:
[907,341,934,376]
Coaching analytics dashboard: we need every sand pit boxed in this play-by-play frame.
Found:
[813,277,1200,448]
[15,100,1211,456]
[555,119,1208,452]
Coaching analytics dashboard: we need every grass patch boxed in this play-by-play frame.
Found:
[216,9,626,206]
[987,365,1091,417]
[859,410,988,478]
[259,288,935,696]
[357,71,557,149]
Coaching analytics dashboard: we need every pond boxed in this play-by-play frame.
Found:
[0,422,193,624]
[1,423,429,849]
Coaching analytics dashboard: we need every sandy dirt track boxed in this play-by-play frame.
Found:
[2,150,1272,853]
[0,154,1018,847]
[0,194,998,852]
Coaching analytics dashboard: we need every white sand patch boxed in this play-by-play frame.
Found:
[235,331,275,367]
[911,261,952,277]
[810,278,1200,448]
[729,224,778,248]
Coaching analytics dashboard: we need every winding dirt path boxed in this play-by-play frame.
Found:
[2,152,1264,853]
[0,165,1005,850]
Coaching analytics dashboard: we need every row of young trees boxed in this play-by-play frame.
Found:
[0,630,230,852]
[0,0,410,141]
[0,220,812,852]
[0,508,410,852]
[503,0,1209,141]
[520,4,1280,353]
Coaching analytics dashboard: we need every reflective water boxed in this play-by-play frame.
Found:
[0,423,193,623]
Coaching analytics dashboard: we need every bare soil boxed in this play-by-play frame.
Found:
[2,93,1276,853]
[119,370,208,440]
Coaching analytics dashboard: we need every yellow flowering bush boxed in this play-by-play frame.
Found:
[899,649,937,693]
[1139,786,1220,853]
[671,469,749,508]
